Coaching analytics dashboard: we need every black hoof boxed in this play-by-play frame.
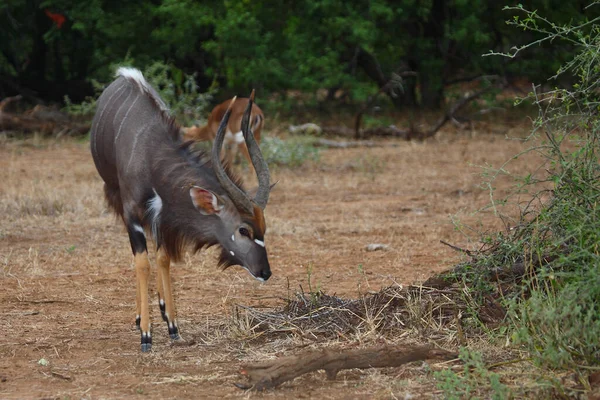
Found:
[168,322,180,340]
[141,331,152,352]
[141,343,152,352]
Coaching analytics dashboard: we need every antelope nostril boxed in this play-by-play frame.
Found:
[261,270,272,281]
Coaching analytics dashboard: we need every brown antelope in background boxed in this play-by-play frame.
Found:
[90,68,272,352]
[182,98,264,170]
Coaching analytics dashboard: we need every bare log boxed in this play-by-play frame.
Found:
[0,95,22,112]
[288,123,323,135]
[0,103,90,136]
[235,344,455,391]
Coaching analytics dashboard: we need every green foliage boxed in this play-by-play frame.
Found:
[63,61,216,125]
[464,3,600,373]
[3,0,597,109]
[141,61,217,126]
[361,114,395,129]
[259,136,320,168]
[62,79,104,116]
[434,348,510,400]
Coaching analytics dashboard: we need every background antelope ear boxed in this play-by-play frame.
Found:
[190,186,224,215]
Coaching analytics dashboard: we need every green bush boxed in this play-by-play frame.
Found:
[142,61,217,126]
[434,347,510,400]
[64,61,216,126]
[471,5,600,372]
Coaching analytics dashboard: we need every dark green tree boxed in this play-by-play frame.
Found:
[0,0,597,109]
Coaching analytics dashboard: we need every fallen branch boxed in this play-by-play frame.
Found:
[0,103,90,136]
[440,240,474,257]
[416,86,494,140]
[235,344,455,391]
[0,95,22,112]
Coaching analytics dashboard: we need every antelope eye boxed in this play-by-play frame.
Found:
[239,227,251,238]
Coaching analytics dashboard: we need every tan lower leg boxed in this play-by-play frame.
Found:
[135,273,141,327]
[135,252,152,350]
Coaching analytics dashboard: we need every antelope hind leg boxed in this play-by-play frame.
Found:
[126,217,152,352]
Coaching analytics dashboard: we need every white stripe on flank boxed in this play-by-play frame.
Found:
[254,239,265,247]
[114,91,139,144]
[92,81,127,158]
[126,124,148,170]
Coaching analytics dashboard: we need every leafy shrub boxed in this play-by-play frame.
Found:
[64,61,216,125]
[434,348,510,400]
[469,5,600,372]
[142,61,217,126]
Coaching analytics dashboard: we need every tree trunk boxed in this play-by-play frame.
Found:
[413,0,447,109]
[419,61,445,109]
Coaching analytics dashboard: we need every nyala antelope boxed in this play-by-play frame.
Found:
[181,98,264,170]
[90,68,272,352]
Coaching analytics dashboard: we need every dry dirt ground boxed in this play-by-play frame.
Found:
[0,124,542,399]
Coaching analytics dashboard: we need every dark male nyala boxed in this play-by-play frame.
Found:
[90,67,272,352]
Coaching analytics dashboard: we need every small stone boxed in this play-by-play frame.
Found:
[366,243,389,252]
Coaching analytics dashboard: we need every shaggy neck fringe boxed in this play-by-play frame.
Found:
[152,137,247,265]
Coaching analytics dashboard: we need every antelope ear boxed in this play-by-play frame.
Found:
[190,186,224,215]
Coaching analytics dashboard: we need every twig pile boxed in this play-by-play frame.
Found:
[231,283,495,343]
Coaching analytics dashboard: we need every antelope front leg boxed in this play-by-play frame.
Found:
[157,247,180,340]
[134,252,152,351]
[126,217,152,352]
[156,261,165,321]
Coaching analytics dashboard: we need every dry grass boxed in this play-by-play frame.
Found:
[0,124,558,399]
[229,284,478,346]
